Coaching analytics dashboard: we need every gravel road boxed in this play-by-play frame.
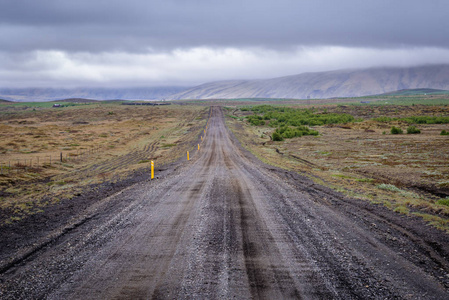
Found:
[1,106,448,299]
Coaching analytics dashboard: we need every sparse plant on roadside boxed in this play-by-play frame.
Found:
[441,130,449,135]
[390,126,403,134]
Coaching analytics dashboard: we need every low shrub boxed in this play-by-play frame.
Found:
[274,125,318,139]
[390,126,403,134]
[244,105,359,139]
[441,130,449,136]
[272,131,284,141]
[406,126,421,134]
[437,197,449,206]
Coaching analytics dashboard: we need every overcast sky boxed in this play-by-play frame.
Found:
[1,0,449,88]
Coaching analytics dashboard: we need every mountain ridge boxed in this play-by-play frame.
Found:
[2,65,449,101]
[171,65,449,100]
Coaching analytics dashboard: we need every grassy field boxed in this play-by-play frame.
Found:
[0,101,207,224]
[226,102,449,232]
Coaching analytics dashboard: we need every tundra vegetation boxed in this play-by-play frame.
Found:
[0,101,207,224]
[227,100,449,232]
[243,105,358,140]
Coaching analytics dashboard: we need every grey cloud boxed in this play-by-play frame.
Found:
[1,0,449,53]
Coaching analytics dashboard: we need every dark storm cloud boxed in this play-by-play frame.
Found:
[1,0,449,53]
[1,0,449,88]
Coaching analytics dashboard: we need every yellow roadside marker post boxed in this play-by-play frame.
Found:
[187,151,189,161]
[198,144,200,151]
[201,136,203,141]
[151,160,154,179]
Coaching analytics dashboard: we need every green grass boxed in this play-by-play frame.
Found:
[377,183,402,192]
[393,205,410,215]
[162,143,176,148]
[355,178,375,183]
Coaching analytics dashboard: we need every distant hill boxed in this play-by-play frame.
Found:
[4,65,449,102]
[171,65,449,100]
[0,99,12,103]
[0,87,189,102]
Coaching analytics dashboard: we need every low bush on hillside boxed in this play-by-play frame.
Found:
[390,126,403,134]
[407,126,421,134]
[441,130,449,136]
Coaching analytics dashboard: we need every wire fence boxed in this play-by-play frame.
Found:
[0,146,102,175]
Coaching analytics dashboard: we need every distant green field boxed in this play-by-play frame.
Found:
[364,97,449,106]
[380,88,449,96]
[0,101,95,108]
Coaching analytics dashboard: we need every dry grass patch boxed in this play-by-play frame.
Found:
[0,102,208,224]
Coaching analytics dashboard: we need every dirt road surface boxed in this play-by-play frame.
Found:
[1,107,449,299]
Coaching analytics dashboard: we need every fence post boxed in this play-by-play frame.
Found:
[60,152,63,162]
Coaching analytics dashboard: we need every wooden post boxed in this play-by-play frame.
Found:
[60,152,63,162]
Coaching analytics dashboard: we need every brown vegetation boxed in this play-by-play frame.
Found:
[0,102,207,224]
